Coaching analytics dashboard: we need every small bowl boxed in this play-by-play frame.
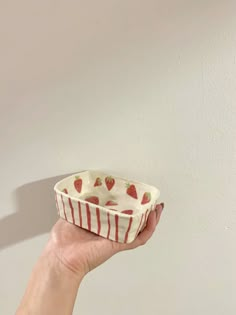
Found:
[54,170,160,243]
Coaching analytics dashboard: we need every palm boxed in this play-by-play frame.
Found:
[50,219,120,274]
[49,205,163,276]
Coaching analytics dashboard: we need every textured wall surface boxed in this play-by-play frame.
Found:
[0,1,236,314]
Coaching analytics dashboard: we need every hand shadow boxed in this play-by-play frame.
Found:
[0,174,73,250]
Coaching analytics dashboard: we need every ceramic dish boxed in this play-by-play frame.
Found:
[54,170,160,243]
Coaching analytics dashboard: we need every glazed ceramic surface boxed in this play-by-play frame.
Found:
[54,170,160,243]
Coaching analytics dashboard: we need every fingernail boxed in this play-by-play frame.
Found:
[160,203,165,211]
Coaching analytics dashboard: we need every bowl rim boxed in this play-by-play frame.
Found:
[54,170,160,218]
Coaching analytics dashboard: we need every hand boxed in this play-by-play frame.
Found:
[16,204,164,315]
[46,203,164,279]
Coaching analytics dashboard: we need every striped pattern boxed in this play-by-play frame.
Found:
[96,207,101,235]
[115,214,119,242]
[135,213,144,238]
[86,203,91,231]
[107,212,111,238]
[78,201,82,227]
[124,217,133,243]
[60,194,67,221]
[68,197,75,224]
[56,192,152,243]
[144,209,149,225]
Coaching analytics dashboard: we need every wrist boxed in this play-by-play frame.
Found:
[17,242,84,315]
[42,240,85,284]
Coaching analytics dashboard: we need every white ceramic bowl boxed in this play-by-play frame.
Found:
[54,170,160,243]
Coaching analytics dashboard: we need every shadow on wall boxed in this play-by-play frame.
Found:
[0,174,72,250]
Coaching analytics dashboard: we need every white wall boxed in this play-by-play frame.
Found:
[1,1,236,314]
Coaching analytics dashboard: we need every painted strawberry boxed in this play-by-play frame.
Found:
[105,200,118,206]
[94,177,102,187]
[85,196,99,205]
[141,192,151,205]
[122,210,134,215]
[105,176,115,191]
[63,188,68,194]
[74,176,82,193]
[126,183,138,199]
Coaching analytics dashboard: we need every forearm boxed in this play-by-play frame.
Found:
[16,245,84,315]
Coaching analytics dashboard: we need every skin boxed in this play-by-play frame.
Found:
[16,203,164,315]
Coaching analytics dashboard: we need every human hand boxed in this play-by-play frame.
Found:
[46,203,164,279]
[16,203,164,315]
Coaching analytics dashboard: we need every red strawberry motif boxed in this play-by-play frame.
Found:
[85,196,99,205]
[94,177,102,187]
[63,188,68,194]
[105,176,115,191]
[141,192,151,205]
[122,210,134,215]
[126,183,138,199]
[105,200,118,206]
[74,176,82,193]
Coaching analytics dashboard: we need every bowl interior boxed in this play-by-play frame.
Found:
[55,171,160,215]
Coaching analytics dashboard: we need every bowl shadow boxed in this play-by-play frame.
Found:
[0,174,73,250]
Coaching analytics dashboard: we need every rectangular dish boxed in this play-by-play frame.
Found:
[54,170,160,243]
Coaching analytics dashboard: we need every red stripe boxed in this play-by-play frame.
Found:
[124,217,133,243]
[96,208,101,235]
[144,209,149,224]
[68,198,75,224]
[86,203,91,231]
[107,212,111,238]
[55,193,59,214]
[78,201,82,227]
[115,214,119,242]
[135,213,144,237]
[61,194,67,221]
